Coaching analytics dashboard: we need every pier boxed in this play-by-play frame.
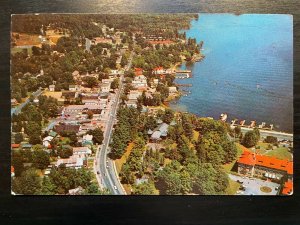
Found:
[175,83,192,87]
[175,69,192,73]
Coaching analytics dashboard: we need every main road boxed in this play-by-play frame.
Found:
[95,50,135,195]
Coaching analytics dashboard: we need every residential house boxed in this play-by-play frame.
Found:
[49,84,55,92]
[72,146,92,156]
[128,90,142,101]
[56,154,85,169]
[43,136,54,148]
[169,86,177,93]
[134,68,143,76]
[101,82,111,93]
[69,85,81,92]
[150,123,169,142]
[11,98,18,106]
[132,75,147,90]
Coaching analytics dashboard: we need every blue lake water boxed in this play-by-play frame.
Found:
[170,14,293,132]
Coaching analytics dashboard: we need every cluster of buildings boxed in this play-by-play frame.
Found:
[124,67,177,108]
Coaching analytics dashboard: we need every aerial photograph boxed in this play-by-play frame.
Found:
[10,13,293,195]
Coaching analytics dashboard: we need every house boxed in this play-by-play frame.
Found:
[22,143,32,150]
[11,166,15,177]
[169,86,177,93]
[125,100,138,108]
[132,75,147,89]
[237,149,293,182]
[68,186,84,195]
[11,98,18,106]
[49,84,55,92]
[82,134,93,146]
[134,68,143,76]
[150,123,169,142]
[49,131,57,137]
[69,85,81,92]
[56,154,85,169]
[152,67,164,75]
[128,90,142,101]
[73,146,92,156]
[11,143,20,149]
[101,82,111,93]
[43,136,54,148]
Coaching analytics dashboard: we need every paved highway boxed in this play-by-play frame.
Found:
[95,50,135,194]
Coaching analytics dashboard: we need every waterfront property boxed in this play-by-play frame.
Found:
[237,149,293,182]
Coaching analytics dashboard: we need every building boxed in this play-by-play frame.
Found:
[150,123,169,142]
[69,85,81,92]
[134,68,143,76]
[11,98,18,106]
[237,149,293,182]
[63,105,102,114]
[125,100,138,108]
[43,136,54,148]
[132,75,147,89]
[54,124,80,134]
[56,154,85,169]
[281,181,293,195]
[72,146,92,156]
[128,90,142,101]
[101,82,111,93]
[49,84,55,92]
[168,86,177,93]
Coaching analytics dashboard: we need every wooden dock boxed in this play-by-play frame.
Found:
[175,70,192,73]
[175,83,192,87]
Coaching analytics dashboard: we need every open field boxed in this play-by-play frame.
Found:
[12,32,41,46]
[115,142,134,173]
[225,179,240,195]
[265,147,292,160]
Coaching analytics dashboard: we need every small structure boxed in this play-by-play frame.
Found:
[168,86,177,93]
[43,136,54,148]
[49,84,55,92]
[68,186,84,195]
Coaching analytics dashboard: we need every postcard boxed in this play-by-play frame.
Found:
[10,13,293,195]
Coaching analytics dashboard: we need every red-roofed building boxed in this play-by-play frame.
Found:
[148,40,175,46]
[11,143,20,149]
[237,149,293,182]
[282,181,293,195]
[134,68,143,76]
[11,166,15,177]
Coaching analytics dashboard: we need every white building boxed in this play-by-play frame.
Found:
[132,75,147,89]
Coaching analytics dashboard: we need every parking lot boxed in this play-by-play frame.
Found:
[229,174,280,195]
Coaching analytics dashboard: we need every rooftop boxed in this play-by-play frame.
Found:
[238,149,293,175]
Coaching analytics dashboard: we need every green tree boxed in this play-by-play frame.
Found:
[32,149,50,170]
[12,169,42,195]
[132,182,155,195]
[14,133,24,144]
[243,131,258,148]
[88,128,104,144]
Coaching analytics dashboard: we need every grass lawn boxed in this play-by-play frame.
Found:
[265,147,292,160]
[225,179,240,195]
[192,130,199,142]
[115,142,134,173]
[11,46,33,55]
[123,184,132,195]
[87,159,94,168]
[223,143,244,173]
